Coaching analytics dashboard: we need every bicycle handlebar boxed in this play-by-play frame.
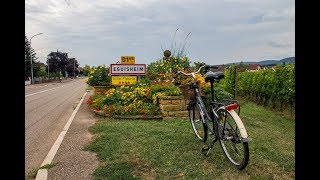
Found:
[172,65,219,82]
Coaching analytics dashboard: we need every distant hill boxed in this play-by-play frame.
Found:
[224,57,295,66]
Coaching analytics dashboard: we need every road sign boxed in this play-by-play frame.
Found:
[121,56,135,64]
[110,64,146,75]
[111,76,137,85]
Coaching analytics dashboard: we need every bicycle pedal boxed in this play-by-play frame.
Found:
[201,145,209,152]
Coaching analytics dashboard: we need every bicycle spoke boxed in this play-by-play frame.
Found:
[217,108,249,169]
[189,104,207,142]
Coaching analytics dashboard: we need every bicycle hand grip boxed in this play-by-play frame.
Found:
[173,71,182,79]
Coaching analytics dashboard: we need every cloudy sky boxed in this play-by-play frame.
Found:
[25,0,294,67]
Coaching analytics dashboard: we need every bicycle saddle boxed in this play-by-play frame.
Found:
[205,71,224,82]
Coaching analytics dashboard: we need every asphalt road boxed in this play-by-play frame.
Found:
[25,78,88,174]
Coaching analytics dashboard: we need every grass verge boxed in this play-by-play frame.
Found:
[85,100,294,179]
[26,163,58,179]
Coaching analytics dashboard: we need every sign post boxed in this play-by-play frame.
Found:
[110,56,146,85]
[110,64,146,75]
[111,76,137,85]
[121,56,135,64]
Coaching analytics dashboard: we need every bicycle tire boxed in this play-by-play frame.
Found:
[216,107,249,170]
[188,104,208,142]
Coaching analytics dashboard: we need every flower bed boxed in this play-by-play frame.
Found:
[86,79,182,118]
[86,54,233,119]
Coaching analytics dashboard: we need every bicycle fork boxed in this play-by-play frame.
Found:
[196,102,207,125]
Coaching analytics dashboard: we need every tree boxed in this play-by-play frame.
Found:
[83,64,91,76]
[236,61,248,72]
[35,63,47,77]
[25,35,39,78]
[47,50,69,82]
[66,58,80,78]
[78,67,84,75]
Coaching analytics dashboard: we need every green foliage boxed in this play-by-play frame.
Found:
[83,64,91,76]
[223,66,236,95]
[223,64,295,111]
[146,56,191,81]
[35,65,47,77]
[86,65,111,86]
[149,83,181,97]
[201,85,233,108]
[46,51,69,78]
[25,34,39,78]
[87,82,161,116]
[65,58,79,77]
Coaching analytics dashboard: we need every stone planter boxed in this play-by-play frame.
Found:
[157,96,190,119]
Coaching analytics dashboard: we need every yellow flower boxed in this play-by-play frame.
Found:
[195,73,205,85]
[182,57,187,62]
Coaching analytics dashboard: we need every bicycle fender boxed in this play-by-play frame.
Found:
[219,107,249,139]
[229,109,248,139]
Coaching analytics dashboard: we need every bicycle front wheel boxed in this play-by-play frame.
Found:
[216,108,249,170]
[189,104,208,142]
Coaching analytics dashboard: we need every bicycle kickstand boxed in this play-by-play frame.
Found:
[203,136,218,156]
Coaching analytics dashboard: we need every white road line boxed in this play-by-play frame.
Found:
[25,85,66,97]
[35,91,88,180]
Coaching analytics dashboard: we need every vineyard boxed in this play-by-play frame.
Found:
[220,64,295,114]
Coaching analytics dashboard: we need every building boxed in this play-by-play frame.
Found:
[247,64,263,71]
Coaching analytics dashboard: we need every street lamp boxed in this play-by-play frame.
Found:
[29,32,43,84]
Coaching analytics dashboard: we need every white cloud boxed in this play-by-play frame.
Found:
[26,0,295,66]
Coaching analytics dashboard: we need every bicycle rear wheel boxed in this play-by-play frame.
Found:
[216,108,249,170]
[189,104,208,142]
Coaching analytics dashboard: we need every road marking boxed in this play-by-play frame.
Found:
[35,91,88,180]
[25,85,66,97]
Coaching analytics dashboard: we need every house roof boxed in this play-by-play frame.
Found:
[248,64,262,70]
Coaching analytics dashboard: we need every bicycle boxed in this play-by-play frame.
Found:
[173,65,251,170]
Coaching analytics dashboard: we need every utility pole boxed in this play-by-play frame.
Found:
[47,55,50,82]
[74,59,75,78]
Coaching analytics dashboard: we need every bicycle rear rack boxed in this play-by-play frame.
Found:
[213,99,241,116]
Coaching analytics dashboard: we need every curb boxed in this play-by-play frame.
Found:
[91,109,164,120]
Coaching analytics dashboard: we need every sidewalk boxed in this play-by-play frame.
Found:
[45,90,100,180]
[25,78,75,86]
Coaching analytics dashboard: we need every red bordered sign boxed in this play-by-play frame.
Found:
[110,64,146,75]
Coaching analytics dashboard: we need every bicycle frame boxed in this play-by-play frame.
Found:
[189,79,221,138]
[183,66,249,141]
